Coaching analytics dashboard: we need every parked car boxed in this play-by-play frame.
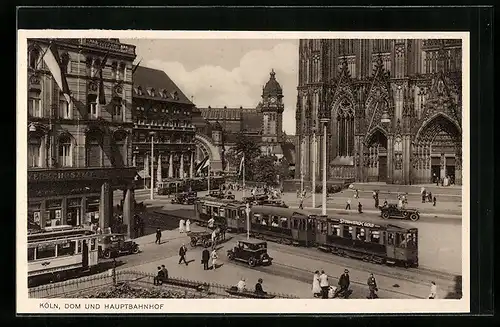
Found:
[379,203,420,221]
[227,240,273,267]
[171,192,197,205]
[261,199,288,208]
[98,233,140,259]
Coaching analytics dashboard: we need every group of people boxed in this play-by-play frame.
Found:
[235,277,267,295]
[344,199,364,213]
[433,173,454,187]
[200,247,219,270]
[178,219,192,233]
[421,187,437,206]
[312,269,354,299]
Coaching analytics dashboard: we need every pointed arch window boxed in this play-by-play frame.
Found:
[336,99,355,157]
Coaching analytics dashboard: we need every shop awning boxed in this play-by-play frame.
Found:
[136,170,150,179]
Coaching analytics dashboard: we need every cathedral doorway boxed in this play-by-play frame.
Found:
[365,129,388,182]
[413,113,461,185]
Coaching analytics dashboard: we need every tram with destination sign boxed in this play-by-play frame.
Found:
[191,198,418,267]
[315,216,419,267]
[28,225,101,287]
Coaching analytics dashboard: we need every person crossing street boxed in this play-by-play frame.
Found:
[178,244,188,265]
[367,273,378,299]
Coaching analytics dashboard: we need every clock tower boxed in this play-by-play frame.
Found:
[259,69,284,153]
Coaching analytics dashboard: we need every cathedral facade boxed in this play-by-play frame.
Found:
[295,39,463,185]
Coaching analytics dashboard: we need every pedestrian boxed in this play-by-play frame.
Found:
[354,189,359,199]
[319,270,329,299]
[374,196,379,208]
[211,248,218,269]
[208,217,215,230]
[338,269,351,296]
[154,266,164,286]
[345,198,351,210]
[299,196,304,210]
[185,219,191,233]
[435,174,439,186]
[358,202,363,214]
[398,198,403,209]
[161,264,169,280]
[428,191,433,203]
[211,229,218,250]
[201,248,210,270]
[178,244,188,265]
[367,273,378,299]
[422,190,426,203]
[254,278,267,295]
[155,228,161,244]
[179,219,185,233]
[433,196,437,207]
[237,277,246,292]
[312,270,321,298]
[428,281,437,299]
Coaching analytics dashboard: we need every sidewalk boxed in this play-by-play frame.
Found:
[287,206,461,219]
[351,183,462,197]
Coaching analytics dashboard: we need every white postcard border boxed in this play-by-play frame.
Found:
[17,30,470,314]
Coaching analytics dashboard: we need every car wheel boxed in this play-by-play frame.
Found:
[248,257,256,267]
[227,252,234,260]
[103,250,111,259]
[409,213,419,221]
[190,239,197,247]
[132,245,139,254]
[381,212,389,219]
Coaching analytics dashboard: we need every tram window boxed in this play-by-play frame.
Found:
[281,217,288,228]
[397,233,407,248]
[213,207,219,216]
[28,248,35,261]
[201,205,207,214]
[77,240,82,253]
[319,222,328,234]
[57,241,76,256]
[356,228,366,241]
[408,232,418,248]
[90,238,97,251]
[37,244,56,259]
[307,218,313,230]
[387,233,395,246]
[220,208,225,218]
[261,216,269,225]
[369,231,380,243]
[271,216,279,227]
[342,226,353,239]
[329,223,340,236]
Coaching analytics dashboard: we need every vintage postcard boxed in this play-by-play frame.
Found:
[17,30,469,314]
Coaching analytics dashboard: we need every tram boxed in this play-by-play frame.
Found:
[27,225,101,287]
[315,216,419,267]
[194,197,247,232]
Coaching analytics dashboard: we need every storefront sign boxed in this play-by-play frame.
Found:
[28,168,136,183]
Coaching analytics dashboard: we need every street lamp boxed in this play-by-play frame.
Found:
[245,202,251,240]
[319,118,329,215]
[149,131,155,200]
[312,125,317,209]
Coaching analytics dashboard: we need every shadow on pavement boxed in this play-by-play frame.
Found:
[444,275,463,299]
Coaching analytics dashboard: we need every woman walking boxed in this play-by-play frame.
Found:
[312,270,321,298]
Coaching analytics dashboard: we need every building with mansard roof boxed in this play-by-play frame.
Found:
[131,65,197,183]
[192,70,296,172]
[296,39,462,185]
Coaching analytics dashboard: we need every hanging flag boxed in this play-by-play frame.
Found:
[98,51,110,105]
[238,155,245,177]
[39,42,71,104]
[195,156,209,176]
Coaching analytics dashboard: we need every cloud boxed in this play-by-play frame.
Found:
[145,42,298,134]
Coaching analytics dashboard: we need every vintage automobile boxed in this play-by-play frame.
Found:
[261,199,288,208]
[98,233,140,259]
[379,203,420,221]
[242,194,269,205]
[171,192,197,205]
[227,240,273,267]
[208,190,235,200]
[187,231,213,248]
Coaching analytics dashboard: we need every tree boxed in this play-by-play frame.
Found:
[253,155,280,185]
[228,132,262,181]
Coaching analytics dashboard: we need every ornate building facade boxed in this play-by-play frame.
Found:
[295,39,462,185]
[193,70,295,171]
[27,38,138,234]
[131,66,196,185]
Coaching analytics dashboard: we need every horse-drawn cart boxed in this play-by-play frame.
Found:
[187,231,212,248]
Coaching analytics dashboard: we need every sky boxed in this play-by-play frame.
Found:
[122,39,299,135]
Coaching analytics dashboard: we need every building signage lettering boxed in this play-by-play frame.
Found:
[339,219,377,228]
[28,168,136,183]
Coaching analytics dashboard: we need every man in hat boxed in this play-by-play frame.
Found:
[338,269,351,296]
[254,278,267,295]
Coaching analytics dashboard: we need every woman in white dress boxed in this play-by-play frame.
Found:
[312,270,321,298]
[179,219,185,233]
[185,219,191,233]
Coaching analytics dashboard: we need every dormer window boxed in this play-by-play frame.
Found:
[147,89,152,96]
[137,86,143,96]
[171,91,179,100]
[151,88,156,97]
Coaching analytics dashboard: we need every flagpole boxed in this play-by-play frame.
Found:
[242,155,245,200]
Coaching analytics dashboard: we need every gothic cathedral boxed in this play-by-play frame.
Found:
[295,39,462,185]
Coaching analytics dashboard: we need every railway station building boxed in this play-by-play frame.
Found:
[295,39,463,185]
[27,38,138,234]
